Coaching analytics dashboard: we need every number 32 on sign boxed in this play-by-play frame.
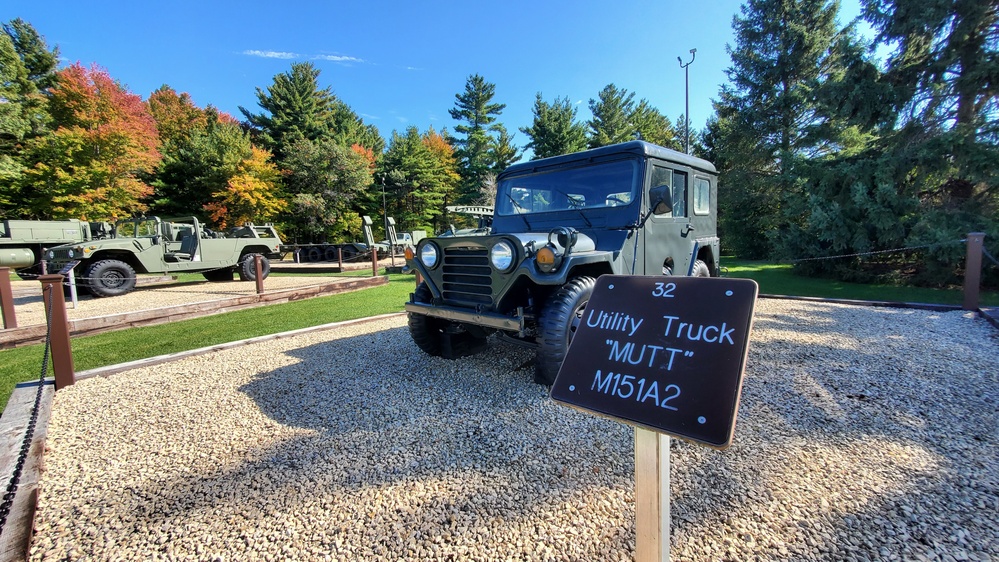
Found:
[550,275,758,449]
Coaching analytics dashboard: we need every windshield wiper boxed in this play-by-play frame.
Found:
[504,193,533,230]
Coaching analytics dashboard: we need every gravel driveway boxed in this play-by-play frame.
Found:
[28,299,999,561]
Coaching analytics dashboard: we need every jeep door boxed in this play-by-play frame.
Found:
[642,161,696,276]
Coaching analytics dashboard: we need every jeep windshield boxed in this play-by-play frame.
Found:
[495,158,640,217]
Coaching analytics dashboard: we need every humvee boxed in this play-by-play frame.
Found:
[44,216,282,297]
[0,219,112,278]
[404,141,720,384]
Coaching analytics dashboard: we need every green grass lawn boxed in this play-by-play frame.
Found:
[721,258,999,306]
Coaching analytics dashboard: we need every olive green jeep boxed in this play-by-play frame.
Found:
[405,141,720,384]
[44,216,282,297]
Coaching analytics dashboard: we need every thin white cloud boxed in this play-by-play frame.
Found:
[242,50,299,59]
[313,54,365,63]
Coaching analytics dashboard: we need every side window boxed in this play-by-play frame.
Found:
[650,165,673,216]
[693,177,711,215]
[672,171,687,218]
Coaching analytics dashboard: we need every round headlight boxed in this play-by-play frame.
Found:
[490,240,515,271]
[67,249,75,258]
[47,250,55,260]
[418,243,439,269]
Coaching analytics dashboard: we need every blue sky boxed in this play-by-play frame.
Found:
[7,0,865,151]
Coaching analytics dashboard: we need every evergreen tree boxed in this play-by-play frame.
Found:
[449,74,506,203]
[587,84,637,147]
[631,100,680,149]
[487,124,522,172]
[712,0,846,259]
[2,18,59,90]
[520,93,588,159]
[239,62,338,160]
[378,126,460,234]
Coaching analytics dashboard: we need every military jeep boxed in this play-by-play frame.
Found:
[44,216,283,297]
[405,140,720,384]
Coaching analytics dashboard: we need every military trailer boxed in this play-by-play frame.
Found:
[404,140,720,384]
[0,219,111,278]
[44,216,282,297]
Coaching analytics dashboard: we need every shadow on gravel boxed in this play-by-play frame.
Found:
[83,326,639,558]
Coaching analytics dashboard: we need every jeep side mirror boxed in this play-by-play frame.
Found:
[649,184,673,215]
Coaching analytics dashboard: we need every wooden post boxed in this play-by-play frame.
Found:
[338,247,343,270]
[38,274,74,389]
[635,427,670,562]
[0,267,16,329]
[963,233,985,311]
[254,255,264,294]
[372,247,378,277]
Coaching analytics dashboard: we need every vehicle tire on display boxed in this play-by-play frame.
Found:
[536,275,596,385]
[691,259,710,277]
[202,268,234,282]
[84,259,137,298]
[408,282,447,356]
[324,247,339,261]
[306,247,322,262]
[237,253,270,281]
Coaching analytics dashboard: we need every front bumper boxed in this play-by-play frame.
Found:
[404,301,525,332]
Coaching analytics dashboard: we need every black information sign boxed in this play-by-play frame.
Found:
[57,260,80,276]
[550,275,758,449]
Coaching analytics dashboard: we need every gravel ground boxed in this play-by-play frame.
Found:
[27,300,999,561]
[8,276,353,328]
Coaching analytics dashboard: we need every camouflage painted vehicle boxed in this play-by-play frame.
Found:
[405,141,720,384]
[0,218,112,278]
[44,216,283,297]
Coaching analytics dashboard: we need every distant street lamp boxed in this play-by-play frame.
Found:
[678,48,696,155]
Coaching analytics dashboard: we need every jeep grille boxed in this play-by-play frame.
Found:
[442,247,492,305]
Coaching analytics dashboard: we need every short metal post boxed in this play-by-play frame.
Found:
[338,248,343,270]
[67,267,78,309]
[38,274,74,389]
[254,255,264,294]
[964,233,985,311]
[0,267,17,329]
[372,248,378,277]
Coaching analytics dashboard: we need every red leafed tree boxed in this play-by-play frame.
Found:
[147,85,207,146]
[22,63,160,220]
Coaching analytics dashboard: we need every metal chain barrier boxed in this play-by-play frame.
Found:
[983,246,999,268]
[0,285,55,537]
[790,239,966,263]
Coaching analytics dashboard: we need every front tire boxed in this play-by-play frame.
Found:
[536,276,596,385]
[408,282,447,356]
[238,254,270,281]
[85,259,136,298]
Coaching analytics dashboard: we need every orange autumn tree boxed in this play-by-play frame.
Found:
[22,63,160,220]
[147,85,207,147]
[204,146,286,229]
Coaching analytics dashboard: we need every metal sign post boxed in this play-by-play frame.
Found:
[58,260,80,309]
[550,275,758,561]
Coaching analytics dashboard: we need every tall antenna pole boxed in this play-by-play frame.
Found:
[678,48,696,154]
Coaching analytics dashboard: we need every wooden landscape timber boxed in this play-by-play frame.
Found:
[0,276,387,349]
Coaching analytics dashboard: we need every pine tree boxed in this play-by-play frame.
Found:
[2,18,59,90]
[520,93,588,159]
[239,62,338,160]
[488,124,522,172]
[587,84,637,147]
[449,74,506,204]
[712,0,845,259]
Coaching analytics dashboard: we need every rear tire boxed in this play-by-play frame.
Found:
[85,259,136,298]
[408,282,447,356]
[536,276,596,385]
[691,259,710,277]
[237,254,270,281]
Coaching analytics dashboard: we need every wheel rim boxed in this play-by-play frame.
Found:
[568,299,588,340]
[103,271,125,288]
